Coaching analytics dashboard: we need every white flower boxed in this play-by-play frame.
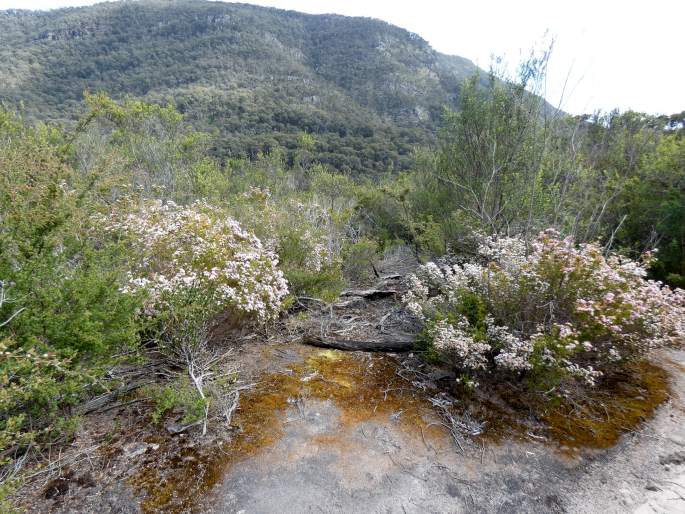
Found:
[401,229,685,386]
[430,319,490,370]
[104,200,289,321]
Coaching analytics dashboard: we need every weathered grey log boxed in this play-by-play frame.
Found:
[77,380,153,414]
[302,334,415,352]
[333,298,367,309]
[340,289,398,300]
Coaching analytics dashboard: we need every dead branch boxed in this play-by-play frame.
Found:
[166,419,203,435]
[22,445,101,480]
[0,280,25,328]
[223,390,240,426]
[429,395,485,454]
[77,380,155,414]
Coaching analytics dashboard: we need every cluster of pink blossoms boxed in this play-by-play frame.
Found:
[404,230,685,386]
[104,200,289,321]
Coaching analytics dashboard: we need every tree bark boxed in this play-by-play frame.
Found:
[302,334,415,352]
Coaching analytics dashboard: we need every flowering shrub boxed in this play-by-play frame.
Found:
[404,230,685,386]
[231,185,346,299]
[104,200,289,322]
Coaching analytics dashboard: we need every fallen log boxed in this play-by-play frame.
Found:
[302,334,415,352]
[333,298,367,309]
[77,379,154,414]
[340,289,398,300]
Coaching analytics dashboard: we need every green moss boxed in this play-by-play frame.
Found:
[0,480,20,514]
[148,380,206,426]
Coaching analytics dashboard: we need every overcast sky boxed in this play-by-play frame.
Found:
[2,0,683,115]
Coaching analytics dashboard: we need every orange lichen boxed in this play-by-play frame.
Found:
[131,347,446,513]
[130,348,673,512]
[442,359,672,453]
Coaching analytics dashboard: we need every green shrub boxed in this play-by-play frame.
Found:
[0,480,18,514]
[413,324,442,364]
[405,231,685,388]
[149,380,206,426]
[0,110,144,470]
[343,238,379,284]
[0,338,94,460]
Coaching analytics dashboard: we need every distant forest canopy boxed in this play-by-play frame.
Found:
[0,0,484,174]
[2,0,682,174]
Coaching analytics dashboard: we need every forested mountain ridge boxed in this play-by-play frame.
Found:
[0,0,481,173]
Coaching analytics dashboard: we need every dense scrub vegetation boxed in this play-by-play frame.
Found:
[0,92,375,489]
[0,8,683,505]
[362,55,685,386]
[356,58,685,287]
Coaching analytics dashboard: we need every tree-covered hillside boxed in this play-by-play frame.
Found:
[0,0,480,173]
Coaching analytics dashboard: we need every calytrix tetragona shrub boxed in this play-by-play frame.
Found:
[404,230,685,386]
[103,200,289,322]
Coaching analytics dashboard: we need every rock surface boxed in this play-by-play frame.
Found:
[17,344,685,513]
[193,348,685,514]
